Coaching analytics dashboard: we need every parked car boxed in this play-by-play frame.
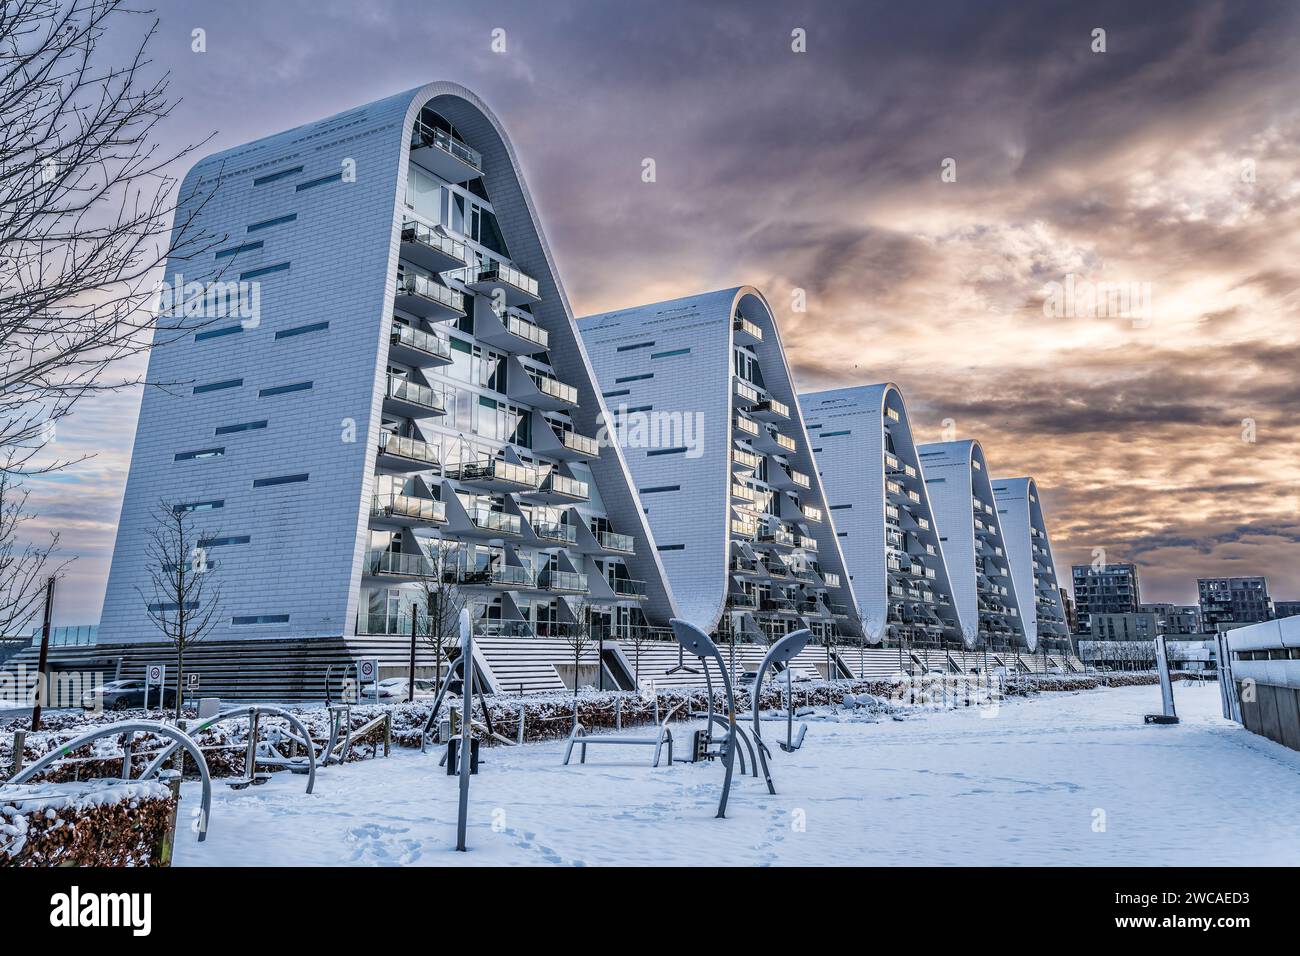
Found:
[376,677,438,700]
[81,679,176,711]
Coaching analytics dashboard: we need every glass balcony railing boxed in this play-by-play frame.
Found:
[611,577,648,598]
[468,508,523,536]
[539,472,589,500]
[788,468,811,489]
[734,378,761,403]
[533,520,577,544]
[735,415,759,437]
[595,529,634,553]
[552,425,599,457]
[410,120,483,172]
[760,527,796,547]
[801,504,823,522]
[732,447,761,470]
[539,569,588,593]
[400,220,466,264]
[377,432,440,468]
[391,322,452,361]
[754,397,789,418]
[822,571,841,589]
[504,312,548,348]
[371,493,446,524]
[528,370,578,406]
[367,551,433,577]
[733,316,763,340]
[479,261,539,298]
[396,271,465,313]
[450,457,538,488]
[773,432,796,453]
[385,374,446,414]
[797,535,819,552]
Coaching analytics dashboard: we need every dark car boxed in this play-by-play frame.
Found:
[81,679,177,711]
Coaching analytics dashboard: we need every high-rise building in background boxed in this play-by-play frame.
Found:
[1139,603,1203,635]
[1070,562,1141,633]
[96,82,675,695]
[800,384,962,648]
[1198,576,1272,630]
[1274,601,1300,620]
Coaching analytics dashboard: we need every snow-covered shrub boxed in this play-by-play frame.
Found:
[0,780,175,867]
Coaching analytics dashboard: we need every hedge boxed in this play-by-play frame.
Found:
[0,779,176,867]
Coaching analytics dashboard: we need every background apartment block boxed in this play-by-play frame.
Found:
[1198,576,1273,630]
[1070,562,1141,634]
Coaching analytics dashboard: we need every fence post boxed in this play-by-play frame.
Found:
[383,711,392,758]
[615,697,622,731]
[121,731,136,780]
[245,710,260,781]
[155,768,183,866]
[517,703,526,745]
[9,731,25,777]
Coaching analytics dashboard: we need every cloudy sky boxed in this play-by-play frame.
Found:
[24,0,1300,623]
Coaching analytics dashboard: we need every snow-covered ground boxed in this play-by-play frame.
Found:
[174,683,1300,866]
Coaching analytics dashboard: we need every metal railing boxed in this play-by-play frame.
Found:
[595,529,634,553]
[391,322,452,361]
[410,119,483,172]
[371,493,446,524]
[540,472,589,500]
[467,508,523,536]
[385,374,447,414]
[528,370,578,406]
[400,219,467,264]
[396,271,464,313]
[378,432,440,467]
[538,569,588,593]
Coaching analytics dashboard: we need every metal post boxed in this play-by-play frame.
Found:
[121,731,135,780]
[517,703,526,745]
[407,611,418,703]
[246,709,260,781]
[29,576,56,731]
[615,696,622,731]
[10,731,25,777]
[455,609,472,852]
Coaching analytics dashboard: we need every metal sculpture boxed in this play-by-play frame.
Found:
[749,628,814,792]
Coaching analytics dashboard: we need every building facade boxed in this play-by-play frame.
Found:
[1275,601,1300,620]
[1070,562,1141,634]
[916,441,1026,648]
[577,288,861,646]
[1198,576,1272,629]
[991,477,1070,651]
[1139,603,1203,635]
[97,83,676,677]
[800,385,961,647]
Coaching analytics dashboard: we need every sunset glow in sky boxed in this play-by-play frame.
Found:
[25,0,1300,623]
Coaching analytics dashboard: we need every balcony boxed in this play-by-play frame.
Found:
[370,493,446,529]
[801,504,823,523]
[447,456,538,492]
[476,307,549,356]
[458,564,535,589]
[769,465,811,493]
[796,534,819,553]
[756,526,797,550]
[727,591,757,610]
[526,471,590,504]
[384,375,447,417]
[466,507,524,538]
[731,480,757,504]
[732,315,763,343]
[461,261,540,306]
[538,569,588,593]
[734,378,762,405]
[610,577,648,600]
[376,432,440,472]
[547,423,600,460]
[731,446,761,472]
[822,571,841,589]
[532,518,577,545]
[594,528,634,554]
[389,322,453,367]
[507,361,579,411]
[395,271,465,320]
[750,397,790,422]
[400,220,466,273]
[365,550,433,579]
[753,426,796,456]
[410,119,483,183]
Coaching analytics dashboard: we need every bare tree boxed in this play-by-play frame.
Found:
[413,536,463,701]
[560,596,595,700]
[0,471,65,637]
[1,0,220,477]
[138,499,221,717]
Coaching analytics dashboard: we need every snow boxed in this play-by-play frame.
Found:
[173,683,1300,866]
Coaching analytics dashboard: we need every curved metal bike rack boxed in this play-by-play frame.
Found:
[752,628,815,776]
[141,704,317,794]
[8,720,214,843]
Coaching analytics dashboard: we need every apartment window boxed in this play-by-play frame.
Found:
[193,378,242,394]
[622,405,653,414]
[149,602,198,613]
[252,165,303,186]
[240,262,290,280]
[275,321,329,339]
[174,448,225,461]
[174,500,223,513]
[295,173,342,191]
[616,340,656,352]
[829,504,852,510]
[214,240,264,259]
[639,485,680,494]
[215,420,268,435]
[601,389,630,399]
[927,477,947,484]
[807,423,822,430]
[646,447,688,457]
[247,213,297,233]
[199,535,251,548]
[650,348,690,360]
[657,544,686,551]
[232,614,290,625]
[252,473,309,488]
[820,430,851,437]
[615,373,653,383]
[259,381,312,397]
[194,324,242,342]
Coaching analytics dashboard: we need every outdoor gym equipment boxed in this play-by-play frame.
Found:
[562,699,683,767]
[8,720,214,842]
[749,629,813,792]
[1144,634,1180,725]
[669,618,763,818]
[321,702,392,766]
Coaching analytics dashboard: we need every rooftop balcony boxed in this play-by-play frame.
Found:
[476,308,549,356]
[389,322,453,367]
[376,432,441,472]
[460,261,540,306]
[400,219,467,273]
[732,315,763,343]
[538,569,588,594]
[750,396,790,422]
[410,119,483,183]
[395,271,465,320]
[526,471,590,504]
[369,493,446,529]
[447,456,538,492]
[384,374,447,417]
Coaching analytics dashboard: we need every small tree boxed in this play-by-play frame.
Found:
[560,596,595,701]
[626,622,651,690]
[138,500,221,717]
[414,537,463,700]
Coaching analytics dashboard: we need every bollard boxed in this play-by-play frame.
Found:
[615,697,622,731]
[383,711,392,758]
[516,703,526,745]
[155,769,183,866]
